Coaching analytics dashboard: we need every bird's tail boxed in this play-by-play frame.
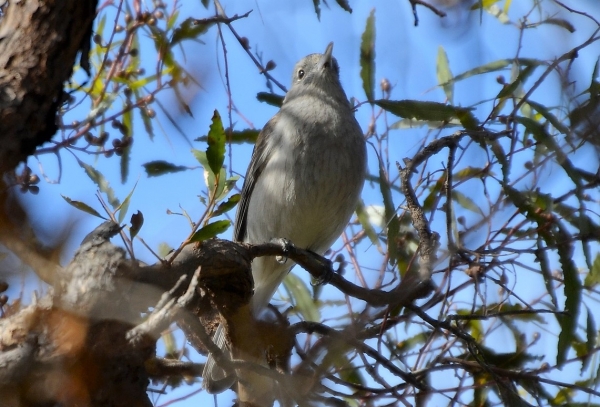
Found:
[202,324,236,393]
[203,257,292,393]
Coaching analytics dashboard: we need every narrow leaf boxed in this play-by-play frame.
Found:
[555,224,581,366]
[195,129,260,144]
[206,110,226,176]
[470,0,502,9]
[334,0,352,13]
[143,160,188,177]
[77,159,120,209]
[452,190,482,215]
[437,46,454,103]
[283,273,320,322]
[584,253,600,288]
[376,99,475,123]
[312,0,321,20]
[526,100,569,134]
[117,180,138,224]
[584,306,596,372]
[543,18,575,33]
[378,159,399,264]
[120,140,131,184]
[171,18,214,45]
[213,194,241,217]
[441,58,538,86]
[61,195,106,219]
[497,64,536,99]
[536,238,558,308]
[189,220,230,242]
[360,9,376,102]
[356,199,381,248]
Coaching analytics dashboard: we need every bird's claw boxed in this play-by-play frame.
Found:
[311,257,334,286]
[272,238,291,264]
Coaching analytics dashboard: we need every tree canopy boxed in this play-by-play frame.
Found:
[1,1,600,406]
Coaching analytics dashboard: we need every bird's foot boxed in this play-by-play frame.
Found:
[312,253,345,286]
[272,237,291,264]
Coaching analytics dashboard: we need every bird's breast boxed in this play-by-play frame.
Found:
[245,99,365,251]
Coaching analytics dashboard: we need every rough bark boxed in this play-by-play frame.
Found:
[0,215,433,406]
[0,221,254,407]
[0,0,97,172]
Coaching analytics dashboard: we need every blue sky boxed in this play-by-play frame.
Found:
[7,0,600,405]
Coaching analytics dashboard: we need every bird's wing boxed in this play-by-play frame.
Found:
[233,116,277,242]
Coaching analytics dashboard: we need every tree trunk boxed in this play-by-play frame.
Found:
[0,0,97,172]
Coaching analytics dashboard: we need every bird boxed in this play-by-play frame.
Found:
[202,42,367,394]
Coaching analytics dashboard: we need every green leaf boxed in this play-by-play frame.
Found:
[143,160,189,177]
[129,73,159,92]
[497,64,536,99]
[77,159,120,209]
[120,108,132,184]
[283,273,320,322]
[454,166,490,180]
[396,332,429,352]
[195,129,260,144]
[423,177,444,213]
[360,9,376,102]
[158,242,174,258]
[378,159,399,264]
[192,148,220,193]
[171,18,214,45]
[584,306,596,372]
[526,100,569,134]
[355,199,381,248]
[516,116,583,188]
[536,238,558,309]
[61,195,106,219]
[256,92,284,107]
[209,168,227,201]
[556,231,582,366]
[437,46,454,103]
[390,118,464,129]
[440,58,539,87]
[120,144,131,184]
[212,193,241,217]
[116,180,138,224]
[470,0,502,9]
[375,99,476,124]
[166,10,179,31]
[452,190,482,215]
[139,103,155,138]
[192,148,210,169]
[189,219,231,242]
[584,253,600,288]
[216,175,240,202]
[206,110,226,176]
[96,14,107,37]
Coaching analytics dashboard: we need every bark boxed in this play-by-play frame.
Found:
[0,0,97,172]
[0,219,433,406]
[0,221,254,407]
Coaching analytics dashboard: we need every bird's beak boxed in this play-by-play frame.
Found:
[318,42,334,69]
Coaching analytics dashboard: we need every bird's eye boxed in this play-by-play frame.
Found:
[298,69,305,79]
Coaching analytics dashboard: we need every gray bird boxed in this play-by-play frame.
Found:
[203,42,367,394]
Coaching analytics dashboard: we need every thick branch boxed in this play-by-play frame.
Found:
[0,0,98,172]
